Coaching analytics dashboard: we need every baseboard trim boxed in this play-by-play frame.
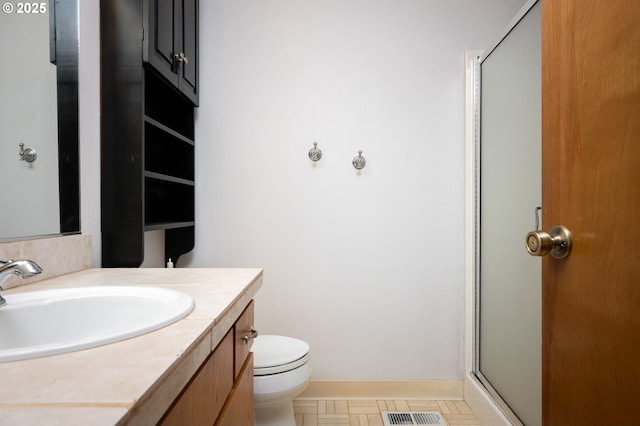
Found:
[297,380,464,400]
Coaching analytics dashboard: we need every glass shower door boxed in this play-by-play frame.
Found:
[476,2,541,425]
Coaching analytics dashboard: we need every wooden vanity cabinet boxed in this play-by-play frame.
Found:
[160,301,255,425]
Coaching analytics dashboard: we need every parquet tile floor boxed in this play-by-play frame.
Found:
[292,399,480,425]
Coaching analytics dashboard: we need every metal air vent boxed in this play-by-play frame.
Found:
[381,411,447,425]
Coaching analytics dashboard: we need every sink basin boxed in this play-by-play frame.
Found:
[0,286,194,362]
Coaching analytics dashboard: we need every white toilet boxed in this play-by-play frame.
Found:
[252,335,311,426]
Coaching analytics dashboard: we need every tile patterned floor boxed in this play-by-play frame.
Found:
[292,399,480,426]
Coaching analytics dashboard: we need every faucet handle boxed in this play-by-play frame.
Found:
[0,258,43,280]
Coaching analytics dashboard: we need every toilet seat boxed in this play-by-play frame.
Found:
[252,335,310,376]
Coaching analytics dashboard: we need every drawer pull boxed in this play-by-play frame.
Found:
[242,327,259,344]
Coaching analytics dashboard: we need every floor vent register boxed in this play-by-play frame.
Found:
[381,411,448,426]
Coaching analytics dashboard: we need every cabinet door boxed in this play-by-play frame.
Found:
[145,0,198,105]
[178,0,198,105]
[212,329,236,419]
[146,0,179,86]
[234,301,255,379]
[215,354,254,426]
[160,330,234,425]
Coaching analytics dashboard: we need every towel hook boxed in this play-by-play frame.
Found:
[308,142,322,161]
[18,143,37,163]
[352,150,366,169]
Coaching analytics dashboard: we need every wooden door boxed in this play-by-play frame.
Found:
[541,1,640,424]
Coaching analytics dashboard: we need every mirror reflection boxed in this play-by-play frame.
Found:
[0,0,79,241]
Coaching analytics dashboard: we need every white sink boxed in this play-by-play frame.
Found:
[0,286,194,362]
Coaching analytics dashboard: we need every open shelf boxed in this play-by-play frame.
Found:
[144,122,195,181]
[145,175,194,227]
[144,68,195,139]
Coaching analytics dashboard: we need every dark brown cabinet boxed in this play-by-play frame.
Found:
[144,0,198,105]
[101,0,197,267]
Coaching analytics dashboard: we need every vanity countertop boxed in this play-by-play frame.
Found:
[0,267,263,425]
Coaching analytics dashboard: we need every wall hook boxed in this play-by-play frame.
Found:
[18,143,37,163]
[352,150,366,170]
[308,142,322,161]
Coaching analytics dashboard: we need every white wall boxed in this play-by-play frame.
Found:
[79,0,102,266]
[184,0,525,380]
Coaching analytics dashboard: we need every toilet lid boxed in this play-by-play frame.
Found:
[252,335,310,371]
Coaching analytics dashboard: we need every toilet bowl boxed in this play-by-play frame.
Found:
[252,335,311,426]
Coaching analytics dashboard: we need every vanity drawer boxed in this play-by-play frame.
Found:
[234,300,255,379]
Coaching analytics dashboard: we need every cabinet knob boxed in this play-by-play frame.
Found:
[174,52,189,65]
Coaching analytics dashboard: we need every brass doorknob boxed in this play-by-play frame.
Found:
[525,226,572,259]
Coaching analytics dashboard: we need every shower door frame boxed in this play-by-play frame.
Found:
[469,1,541,424]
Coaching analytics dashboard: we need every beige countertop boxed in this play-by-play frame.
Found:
[0,268,263,425]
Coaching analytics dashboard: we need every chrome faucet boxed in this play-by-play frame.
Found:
[0,259,43,306]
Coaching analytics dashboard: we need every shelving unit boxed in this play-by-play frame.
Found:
[143,69,195,232]
[101,1,197,267]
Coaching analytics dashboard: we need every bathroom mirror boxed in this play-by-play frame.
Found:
[0,0,79,241]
